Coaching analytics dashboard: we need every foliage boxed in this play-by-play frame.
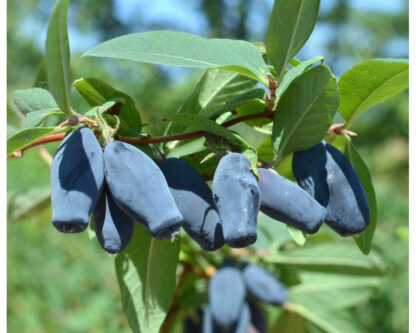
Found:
[7,0,409,332]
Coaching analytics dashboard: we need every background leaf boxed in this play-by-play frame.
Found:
[83,31,270,84]
[266,0,321,81]
[115,224,180,333]
[166,69,259,142]
[289,272,380,310]
[344,140,378,255]
[167,113,240,145]
[287,226,306,246]
[74,77,142,134]
[45,0,71,115]
[338,58,409,125]
[272,65,339,161]
[264,241,384,275]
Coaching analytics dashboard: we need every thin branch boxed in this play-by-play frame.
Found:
[11,111,274,156]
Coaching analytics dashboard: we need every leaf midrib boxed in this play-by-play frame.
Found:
[278,0,306,81]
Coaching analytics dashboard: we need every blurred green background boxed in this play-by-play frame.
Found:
[7,0,408,332]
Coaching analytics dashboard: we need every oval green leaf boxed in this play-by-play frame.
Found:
[266,0,321,82]
[115,225,180,333]
[83,31,270,84]
[7,127,57,156]
[272,65,340,161]
[338,58,409,126]
[344,141,377,255]
[45,0,71,115]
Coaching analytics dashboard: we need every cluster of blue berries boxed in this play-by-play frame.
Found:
[185,262,288,333]
[50,126,369,254]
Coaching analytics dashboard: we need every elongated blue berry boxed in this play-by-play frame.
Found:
[104,141,183,240]
[51,127,104,233]
[93,184,134,253]
[242,263,288,306]
[209,266,246,327]
[258,168,326,234]
[159,158,224,251]
[212,153,260,248]
[292,141,370,236]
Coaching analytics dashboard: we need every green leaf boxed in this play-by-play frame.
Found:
[7,127,57,157]
[257,137,275,162]
[166,68,258,137]
[13,88,59,115]
[83,99,124,118]
[344,141,377,255]
[285,304,366,333]
[338,58,409,125]
[33,61,48,89]
[266,0,321,81]
[276,56,324,98]
[45,0,71,115]
[264,241,384,275]
[289,272,380,310]
[74,77,142,134]
[180,149,220,180]
[167,113,241,145]
[13,88,64,128]
[22,110,65,129]
[287,226,306,246]
[234,99,269,127]
[83,31,270,84]
[208,88,265,120]
[167,138,206,158]
[115,224,180,333]
[272,65,340,161]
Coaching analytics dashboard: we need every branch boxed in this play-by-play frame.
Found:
[12,111,273,156]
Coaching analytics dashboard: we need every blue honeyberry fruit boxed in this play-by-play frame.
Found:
[258,167,326,234]
[202,305,218,333]
[292,141,370,236]
[50,127,105,233]
[232,302,251,333]
[203,304,251,333]
[209,266,246,327]
[93,184,135,254]
[242,263,288,306]
[212,153,261,248]
[159,158,224,251]
[248,301,268,333]
[104,141,183,240]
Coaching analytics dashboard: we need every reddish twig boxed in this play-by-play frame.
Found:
[11,111,274,157]
[329,123,357,136]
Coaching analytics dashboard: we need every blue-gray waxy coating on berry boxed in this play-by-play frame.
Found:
[209,266,246,327]
[232,302,251,333]
[258,167,326,234]
[159,158,224,251]
[93,184,135,253]
[292,141,370,236]
[50,127,105,233]
[212,153,260,248]
[104,141,183,240]
[242,264,288,306]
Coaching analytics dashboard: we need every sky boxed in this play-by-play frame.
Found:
[16,0,408,79]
